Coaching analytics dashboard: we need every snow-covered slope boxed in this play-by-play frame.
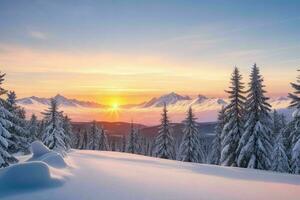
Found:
[1,149,300,200]
[16,93,292,125]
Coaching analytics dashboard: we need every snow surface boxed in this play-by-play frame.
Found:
[1,148,300,200]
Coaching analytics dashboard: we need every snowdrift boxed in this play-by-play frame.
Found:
[0,141,69,198]
[1,149,300,200]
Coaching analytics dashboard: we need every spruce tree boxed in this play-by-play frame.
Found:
[272,110,282,143]
[154,104,175,159]
[271,133,290,173]
[37,119,46,140]
[99,126,109,151]
[62,115,72,150]
[287,69,300,173]
[88,121,101,150]
[178,107,204,163]
[209,107,226,165]
[5,91,29,153]
[126,122,138,153]
[27,114,39,143]
[0,72,17,167]
[221,67,246,166]
[237,64,273,170]
[121,135,126,152]
[42,98,66,155]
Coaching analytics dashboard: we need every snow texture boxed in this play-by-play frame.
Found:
[1,150,300,200]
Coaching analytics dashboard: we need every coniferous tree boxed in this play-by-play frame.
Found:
[5,91,29,153]
[221,67,246,166]
[209,107,226,165]
[272,110,283,143]
[121,135,126,152]
[126,122,138,153]
[178,107,204,163]
[27,114,39,143]
[62,115,72,150]
[37,119,46,140]
[287,69,300,173]
[237,64,273,170]
[42,98,66,155]
[154,104,175,159]
[88,121,100,150]
[271,133,290,173]
[0,72,17,167]
[99,126,109,150]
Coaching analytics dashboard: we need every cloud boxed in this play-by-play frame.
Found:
[28,31,48,40]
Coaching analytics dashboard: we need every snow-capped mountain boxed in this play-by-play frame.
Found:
[138,93,227,110]
[16,92,292,125]
[140,92,191,108]
[17,94,104,108]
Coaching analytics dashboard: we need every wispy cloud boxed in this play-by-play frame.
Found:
[28,31,48,40]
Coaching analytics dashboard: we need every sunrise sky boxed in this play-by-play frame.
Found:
[1,0,300,105]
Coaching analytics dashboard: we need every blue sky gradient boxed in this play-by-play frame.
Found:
[0,0,300,102]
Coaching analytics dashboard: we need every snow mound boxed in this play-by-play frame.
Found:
[29,141,67,168]
[30,141,51,158]
[33,151,67,168]
[0,162,64,198]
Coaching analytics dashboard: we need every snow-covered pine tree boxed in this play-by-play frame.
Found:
[5,91,29,153]
[88,121,100,150]
[178,107,204,163]
[287,69,300,174]
[272,110,282,143]
[135,128,144,154]
[237,64,273,170]
[27,114,39,143]
[37,119,45,140]
[42,98,66,155]
[0,72,17,167]
[121,135,126,152]
[220,67,246,166]
[76,128,86,149]
[154,103,175,159]
[62,115,72,150]
[82,129,89,149]
[271,132,290,173]
[126,122,138,153]
[209,106,226,165]
[99,126,109,151]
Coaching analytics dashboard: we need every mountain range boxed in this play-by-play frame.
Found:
[16,92,293,125]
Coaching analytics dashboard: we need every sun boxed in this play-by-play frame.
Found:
[111,102,119,110]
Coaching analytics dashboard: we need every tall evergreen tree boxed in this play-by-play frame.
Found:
[88,121,101,150]
[0,72,17,167]
[62,115,72,150]
[272,110,283,143]
[221,67,246,166]
[37,119,46,140]
[287,69,300,173]
[154,104,175,159]
[99,126,109,151]
[5,91,29,153]
[178,107,204,163]
[271,133,290,173]
[237,64,273,170]
[42,98,66,155]
[121,135,126,152]
[209,107,226,165]
[126,121,138,153]
[27,114,39,143]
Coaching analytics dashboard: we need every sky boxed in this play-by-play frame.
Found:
[0,0,300,105]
